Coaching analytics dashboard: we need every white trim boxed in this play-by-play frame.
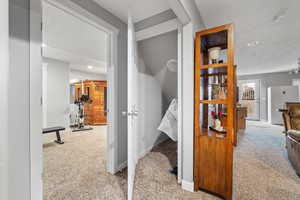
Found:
[181,22,195,190]
[106,32,119,174]
[43,0,119,175]
[177,23,183,184]
[136,19,179,41]
[168,0,191,25]
[181,180,194,192]
[30,1,43,200]
[44,0,119,35]
[40,3,119,172]
[0,1,9,200]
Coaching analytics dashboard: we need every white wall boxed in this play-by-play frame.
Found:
[136,31,178,159]
[137,31,178,113]
[137,59,164,158]
[180,0,205,191]
[292,79,300,100]
[8,0,31,199]
[268,86,299,125]
[0,1,9,199]
[43,58,70,128]
[70,69,106,83]
[42,63,48,128]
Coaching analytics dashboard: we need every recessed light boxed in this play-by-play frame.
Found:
[42,43,46,47]
[247,41,260,47]
[88,65,93,69]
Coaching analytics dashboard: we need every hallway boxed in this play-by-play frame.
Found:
[133,121,300,200]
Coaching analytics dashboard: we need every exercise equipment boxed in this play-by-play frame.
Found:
[43,126,65,144]
[72,95,93,132]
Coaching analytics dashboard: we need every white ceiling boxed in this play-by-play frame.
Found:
[93,0,170,23]
[43,1,108,74]
[195,0,300,75]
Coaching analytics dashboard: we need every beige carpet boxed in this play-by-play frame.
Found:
[43,126,127,200]
[133,121,300,200]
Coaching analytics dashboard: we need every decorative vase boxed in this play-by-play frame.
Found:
[208,47,221,64]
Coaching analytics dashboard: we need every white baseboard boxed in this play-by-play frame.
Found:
[117,161,127,171]
[181,180,194,192]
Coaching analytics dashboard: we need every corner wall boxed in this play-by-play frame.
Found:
[179,0,206,190]
[43,58,70,128]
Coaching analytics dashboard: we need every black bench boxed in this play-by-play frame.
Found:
[42,126,65,144]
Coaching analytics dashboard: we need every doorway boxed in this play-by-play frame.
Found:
[30,0,123,199]
[127,16,183,198]
[238,79,261,120]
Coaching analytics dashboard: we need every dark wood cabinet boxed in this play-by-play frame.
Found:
[73,80,107,125]
[194,24,235,200]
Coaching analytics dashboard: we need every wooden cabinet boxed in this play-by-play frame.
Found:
[73,80,107,125]
[234,107,247,146]
[194,24,235,200]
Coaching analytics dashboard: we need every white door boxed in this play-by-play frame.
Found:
[127,15,139,200]
[238,80,260,120]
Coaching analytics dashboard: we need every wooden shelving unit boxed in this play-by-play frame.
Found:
[194,24,236,200]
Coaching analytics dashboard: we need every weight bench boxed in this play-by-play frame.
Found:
[42,126,65,144]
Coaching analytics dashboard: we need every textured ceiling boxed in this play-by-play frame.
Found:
[195,0,300,75]
[93,0,170,23]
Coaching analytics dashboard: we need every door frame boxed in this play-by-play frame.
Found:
[238,79,261,121]
[30,0,120,199]
[0,0,9,199]
[134,10,185,186]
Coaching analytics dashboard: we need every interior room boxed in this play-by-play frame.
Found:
[3,0,300,200]
[41,1,126,199]
[128,0,300,199]
[194,1,300,199]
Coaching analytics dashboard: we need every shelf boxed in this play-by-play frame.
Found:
[199,100,227,104]
[201,72,227,77]
[198,126,227,138]
[200,63,228,69]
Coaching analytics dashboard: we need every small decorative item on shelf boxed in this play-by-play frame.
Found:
[212,83,220,99]
[210,110,226,133]
[211,75,227,100]
[208,47,221,64]
[218,87,226,100]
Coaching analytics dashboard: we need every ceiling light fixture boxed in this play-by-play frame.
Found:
[273,11,286,23]
[247,41,260,47]
[88,65,93,69]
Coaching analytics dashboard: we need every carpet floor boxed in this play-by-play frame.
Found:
[43,126,127,200]
[133,121,300,200]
